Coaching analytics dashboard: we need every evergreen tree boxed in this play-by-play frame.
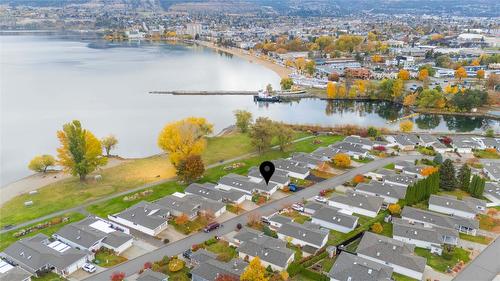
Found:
[458,164,471,191]
[433,153,443,164]
[439,159,456,191]
[469,175,485,198]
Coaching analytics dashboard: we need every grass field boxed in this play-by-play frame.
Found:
[414,246,470,272]
[0,212,86,251]
[473,149,500,159]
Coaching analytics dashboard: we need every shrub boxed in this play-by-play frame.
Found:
[353,174,365,184]
[333,153,351,168]
[371,222,383,233]
[387,204,401,215]
[205,237,218,246]
[286,262,303,277]
[168,258,185,272]
[111,272,126,281]
[236,223,242,230]
[143,262,152,269]
[217,252,233,262]
[163,239,169,244]
[373,145,386,151]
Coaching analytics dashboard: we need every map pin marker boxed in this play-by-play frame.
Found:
[259,161,275,185]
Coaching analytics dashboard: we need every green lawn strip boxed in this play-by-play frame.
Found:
[204,240,238,261]
[0,212,86,252]
[378,221,393,237]
[383,163,395,170]
[32,272,68,281]
[321,256,336,272]
[473,150,500,159]
[438,189,472,198]
[414,247,470,273]
[282,210,311,224]
[93,248,127,267]
[351,157,373,163]
[459,233,492,245]
[392,272,419,281]
[344,238,361,252]
[328,211,388,246]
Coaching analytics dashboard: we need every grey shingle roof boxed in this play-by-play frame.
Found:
[312,206,358,229]
[392,218,458,245]
[327,251,393,281]
[218,173,278,193]
[356,232,426,273]
[330,141,369,154]
[401,206,479,230]
[238,235,293,268]
[156,194,225,217]
[429,195,485,214]
[418,134,440,144]
[112,201,170,230]
[233,227,261,243]
[191,258,247,281]
[185,183,224,201]
[450,135,482,149]
[383,173,417,186]
[482,137,500,149]
[304,201,325,214]
[272,159,310,175]
[248,167,290,185]
[344,136,374,147]
[190,249,217,264]
[290,152,323,167]
[0,260,32,281]
[355,180,407,200]
[329,191,384,213]
[136,269,168,281]
[277,221,329,247]
[268,214,293,225]
[1,234,89,275]
[311,146,340,159]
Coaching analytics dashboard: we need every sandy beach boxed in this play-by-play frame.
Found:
[196,40,292,79]
[0,157,127,206]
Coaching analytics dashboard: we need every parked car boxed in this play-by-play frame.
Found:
[203,222,220,233]
[83,263,96,273]
[260,216,270,225]
[183,249,192,259]
[292,203,304,212]
[314,196,327,203]
[288,183,298,192]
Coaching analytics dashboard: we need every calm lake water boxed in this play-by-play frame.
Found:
[1,35,498,186]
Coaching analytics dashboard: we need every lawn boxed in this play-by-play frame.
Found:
[0,212,86,251]
[205,240,238,262]
[282,210,311,224]
[226,204,244,214]
[383,163,395,170]
[438,189,472,198]
[376,221,393,237]
[392,272,418,281]
[478,214,500,231]
[202,133,253,164]
[93,248,127,267]
[473,149,500,159]
[414,247,470,273]
[343,238,361,252]
[352,157,374,163]
[459,233,492,245]
[170,216,209,235]
[321,257,336,272]
[33,272,67,281]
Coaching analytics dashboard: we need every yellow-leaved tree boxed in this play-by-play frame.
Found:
[397,69,410,80]
[157,117,213,167]
[455,67,467,82]
[240,257,268,281]
[392,78,404,99]
[399,120,414,133]
[326,81,337,99]
[57,120,107,181]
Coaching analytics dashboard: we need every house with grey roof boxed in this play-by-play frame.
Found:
[108,201,170,236]
[450,135,482,153]
[383,172,417,187]
[392,218,458,255]
[157,193,226,219]
[365,168,395,181]
[428,195,486,219]
[344,136,375,150]
[238,234,294,271]
[484,182,500,207]
[272,159,310,179]
[191,258,247,281]
[483,161,500,182]
[133,269,168,281]
[231,228,261,246]
[276,221,329,253]
[356,232,426,280]
[401,206,479,236]
[216,173,279,197]
[267,214,293,229]
[189,249,217,267]
[327,251,393,281]
[303,201,325,215]
[290,152,323,169]
[186,183,248,204]
[329,141,370,159]
[328,191,384,218]
[0,234,91,278]
[481,137,500,152]
[400,165,426,179]
[247,167,290,189]
[386,134,420,150]
[311,146,341,161]
[0,260,32,281]
[311,206,358,233]
[355,180,407,204]
[53,217,133,254]
[418,134,452,153]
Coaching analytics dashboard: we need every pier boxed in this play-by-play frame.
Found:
[149,90,313,99]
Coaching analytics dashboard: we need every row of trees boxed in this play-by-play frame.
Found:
[458,164,486,198]
[404,173,440,205]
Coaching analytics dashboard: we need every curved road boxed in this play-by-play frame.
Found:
[86,155,422,281]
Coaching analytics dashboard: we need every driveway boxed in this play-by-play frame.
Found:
[240,200,258,211]
[86,155,423,281]
[156,228,187,244]
[423,265,453,281]
[121,239,158,260]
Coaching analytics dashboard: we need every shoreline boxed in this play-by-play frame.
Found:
[194,40,292,79]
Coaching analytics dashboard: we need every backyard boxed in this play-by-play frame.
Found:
[414,246,470,273]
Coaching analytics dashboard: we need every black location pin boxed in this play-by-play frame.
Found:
[259,161,275,185]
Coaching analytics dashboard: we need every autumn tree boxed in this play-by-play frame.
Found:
[392,79,404,99]
[371,222,383,234]
[249,117,275,153]
[439,159,456,191]
[215,274,239,281]
[326,81,337,99]
[295,57,306,72]
[234,110,253,133]
[371,55,382,63]
[157,117,213,167]
[328,72,340,82]
[399,120,414,133]
[305,60,316,76]
[397,69,410,80]
[418,68,429,81]
[111,272,125,281]
[176,154,204,183]
[455,67,467,82]
[476,69,485,80]
[101,135,118,156]
[280,78,294,90]
[333,153,351,168]
[240,256,268,281]
[274,123,294,152]
[403,93,417,106]
[421,166,439,176]
[28,154,56,173]
[388,204,401,215]
[338,83,347,98]
[353,174,365,184]
[175,214,189,225]
[57,120,107,181]
[355,80,367,96]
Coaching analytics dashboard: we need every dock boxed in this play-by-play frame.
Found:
[149,90,313,99]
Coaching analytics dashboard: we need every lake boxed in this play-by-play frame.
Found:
[1,34,498,186]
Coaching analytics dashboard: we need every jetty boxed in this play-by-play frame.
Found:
[149,90,313,99]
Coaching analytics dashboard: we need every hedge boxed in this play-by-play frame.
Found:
[300,268,330,281]
[286,262,304,277]
[302,251,328,268]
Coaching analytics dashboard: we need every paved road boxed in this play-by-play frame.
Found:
[86,155,421,281]
[1,136,315,234]
[453,236,500,281]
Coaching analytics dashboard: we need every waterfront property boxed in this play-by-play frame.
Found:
[386,134,420,151]
[247,167,290,189]
[156,193,227,219]
[108,201,170,237]
[356,232,426,280]
[216,173,279,197]
[272,158,310,179]
[185,182,249,205]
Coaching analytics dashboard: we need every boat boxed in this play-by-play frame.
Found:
[253,89,281,102]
